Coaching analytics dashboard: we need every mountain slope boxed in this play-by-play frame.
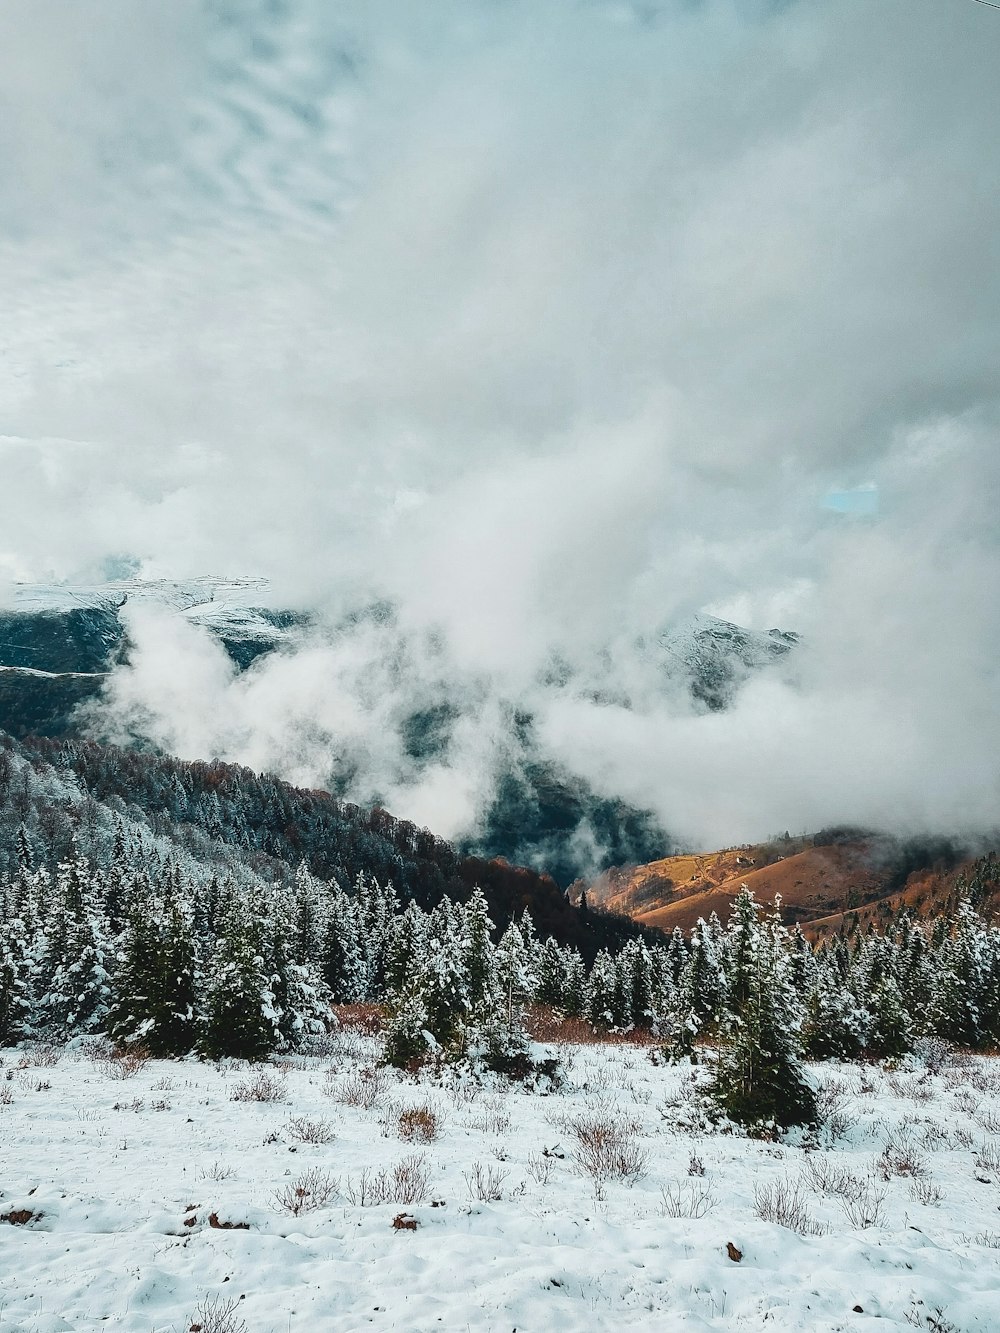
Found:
[580,830,997,939]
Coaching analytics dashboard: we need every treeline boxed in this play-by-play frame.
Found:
[0,731,650,959]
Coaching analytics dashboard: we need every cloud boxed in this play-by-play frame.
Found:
[3,0,999,850]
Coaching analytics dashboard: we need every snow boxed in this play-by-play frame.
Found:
[2,1039,1000,1332]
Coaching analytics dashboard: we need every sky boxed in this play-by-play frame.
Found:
[1,0,998,851]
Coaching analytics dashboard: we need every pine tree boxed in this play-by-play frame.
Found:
[199,907,278,1062]
[108,889,198,1056]
[709,889,816,1130]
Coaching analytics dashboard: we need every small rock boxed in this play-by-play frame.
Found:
[726,1242,742,1263]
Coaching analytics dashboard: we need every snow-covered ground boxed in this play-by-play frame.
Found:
[2,1036,1000,1332]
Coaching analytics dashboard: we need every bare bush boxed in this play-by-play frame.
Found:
[472,1097,511,1135]
[186,1293,249,1333]
[344,1167,390,1207]
[953,1090,981,1117]
[526,1153,554,1186]
[17,1043,61,1069]
[687,1152,705,1177]
[877,1129,927,1180]
[840,1179,887,1229]
[753,1180,825,1236]
[920,1123,953,1151]
[660,1179,716,1219]
[0,1085,13,1106]
[464,1160,508,1203]
[230,1069,286,1103]
[567,1112,647,1184]
[801,1155,867,1202]
[273,1167,340,1216]
[975,1109,1000,1134]
[910,1178,944,1206]
[344,1153,430,1207]
[397,1104,443,1143]
[974,1142,1000,1179]
[199,1161,236,1182]
[328,1065,391,1110]
[286,1117,336,1145]
[94,1044,151,1081]
[393,1153,431,1205]
[904,1303,960,1332]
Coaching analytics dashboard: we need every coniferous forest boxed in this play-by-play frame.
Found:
[2,728,999,1130]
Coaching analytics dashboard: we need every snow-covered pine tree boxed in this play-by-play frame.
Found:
[709,888,816,1129]
[38,841,111,1038]
[199,899,278,1061]
[108,885,198,1056]
[586,949,620,1028]
[321,885,365,1003]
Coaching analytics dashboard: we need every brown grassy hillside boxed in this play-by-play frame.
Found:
[577,834,999,940]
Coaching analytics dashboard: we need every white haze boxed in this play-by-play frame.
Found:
[1,0,998,850]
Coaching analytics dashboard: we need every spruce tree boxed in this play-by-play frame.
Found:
[709,889,816,1130]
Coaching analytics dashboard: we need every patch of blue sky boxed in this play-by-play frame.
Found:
[821,484,879,517]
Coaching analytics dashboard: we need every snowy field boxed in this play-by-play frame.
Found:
[2,1034,1000,1333]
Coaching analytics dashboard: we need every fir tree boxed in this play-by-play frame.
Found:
[709,889,816,1130]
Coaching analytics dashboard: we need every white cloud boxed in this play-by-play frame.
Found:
[4,0,999,850]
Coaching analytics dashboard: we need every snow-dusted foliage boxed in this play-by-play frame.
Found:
[2,732,1000,1074]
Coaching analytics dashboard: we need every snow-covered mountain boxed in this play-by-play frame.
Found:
[0,580,800,883]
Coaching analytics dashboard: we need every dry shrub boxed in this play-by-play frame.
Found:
[953,1090,981,1117]
[273,1167,339,1216]
[187,1294,248,1333]
[801,1155,867,1202]
[753,1180,826,1236]
[1,1208,41,1226]
[525,1007,655,1047]
[840,1179,887,1229]
[974,1141,1000,1178]
[393,1211,419,1231]
[345,1153,430,1207]
[0,1085,13,1106]
[397,1104,442,1143]
[913,1037,955,1074]
[286,1116,336,1145]
[877,1129,927,1180]
[975,1109,1000,1134]
[471,1097,511,1136]
[328,1064,391,1110]
[910,1178,944,1206]
[16,1043,60,1069]
[526,1153,554,1186]
[200,1161,236,1182]
[230,1069,286,1103]
[93,1043,151,1081]
[567,1111,647,1184]
[332,1004,385,1037]
[660,1179,716,1219]
[464,1160,507,1202]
